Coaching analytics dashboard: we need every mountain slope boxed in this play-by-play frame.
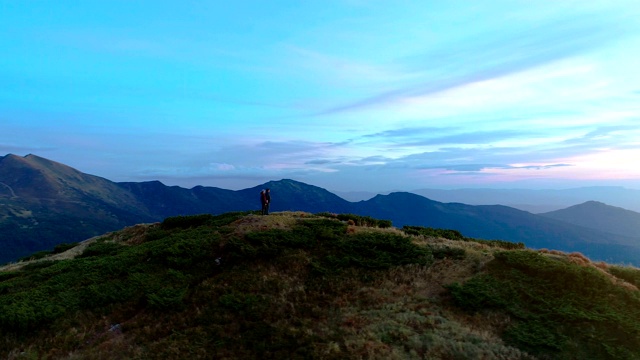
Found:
[0,154,155,263]
[540,201,640,238]
[2,212,639,359]
[0,154,145,208]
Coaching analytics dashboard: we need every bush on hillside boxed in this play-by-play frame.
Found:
[318,213,393,228]
[430,245,466,260]
[402,226,465,240]
[18,250,52,262]
[447,250,640,359]
[474,239,525,250]
[161,214,216,230]
[15,242,80,263]
[78,241,122,258]
[402,226,525,250]
[608,265,640,288]
[161,212,252,231]
[52,242,78,254]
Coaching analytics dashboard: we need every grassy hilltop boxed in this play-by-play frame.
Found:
[1,211,640,359]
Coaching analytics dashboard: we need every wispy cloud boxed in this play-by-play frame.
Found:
[362,127,454,139]
[417,163,572,172]
[3,1,640,191]
[316,14,629,115]
[363,127,536,146]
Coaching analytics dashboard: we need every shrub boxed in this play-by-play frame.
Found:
[315,212,337,219]
[334,214,393,228]
[18,250,52,262]
[446,274,511,312]
[430,246,466,260]
[447,250,640,359]
[149,233,219,268]
[161,212,251,231]
[16,242,82,263]
[52,242,78,254]
[147,286,188,310]
[218,292,261,314]
[402,226,465,240]
[331,232,432,269]
[21,260,57,271]
[0,271,20,282]
[78,241,122,258]
[402,226,524,250]
[161,214,216,230]
[474,239,525,250]
[608,265,640,288]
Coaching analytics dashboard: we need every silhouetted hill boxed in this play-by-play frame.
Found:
[540,201,640,238]
[2,212,640,359]
[3,154,640,266]
[354,192,640,264]
[118,180,243,217]
[118,179,353,218]
[238,179,354,214]
[411,187,640,213]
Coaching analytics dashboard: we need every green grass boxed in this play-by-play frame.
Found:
[0,212,436,358]
[608,264,640,288]
[1,212,638,359]
[447,250,640,359]
[403,225,525,250]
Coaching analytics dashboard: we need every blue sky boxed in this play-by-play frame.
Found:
[2,1,640,191]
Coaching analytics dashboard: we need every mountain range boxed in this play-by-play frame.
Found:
[337,187,640,213]
[2,153,640,265]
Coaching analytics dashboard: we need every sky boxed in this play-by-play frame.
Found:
[2,1,640,192]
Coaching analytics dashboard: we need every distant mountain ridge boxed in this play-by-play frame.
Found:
[2,153,640,265]
[350,192,640,263]
[540,201,640,238]
[410,187,640,213]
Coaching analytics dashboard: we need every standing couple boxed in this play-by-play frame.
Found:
[260,188,271,215]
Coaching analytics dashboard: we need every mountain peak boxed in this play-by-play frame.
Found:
[561,200,634,214]
[580,200,607,207]
[541,200,640,238]
[0,153,145,212]
[1,153,28,164]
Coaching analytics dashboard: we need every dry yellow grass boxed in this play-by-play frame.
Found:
[230,211,305,236]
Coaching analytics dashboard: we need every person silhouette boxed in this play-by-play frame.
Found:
[260,189,271,215]
[263,188,271,215]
